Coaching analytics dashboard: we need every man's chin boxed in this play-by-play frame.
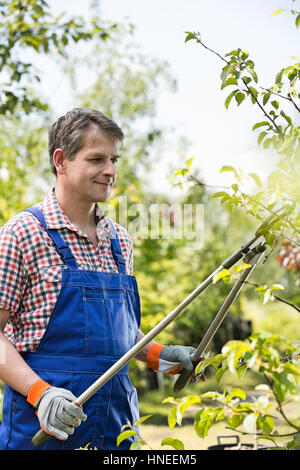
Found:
[94,190,112,203]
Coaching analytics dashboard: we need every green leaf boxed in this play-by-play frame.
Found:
[271,284,284,290]
[287,68,297,81]
[232,263,252,273]
[263,137,274,149]
[212,268,231,284]
[225,388,246,403]
[130,439,146,450]
[275,68,285,84]
[283,362,300,378]
[186,157,194,169]
[272,9,285,16]
[161,437,185,450]
[271,100,279,109]
[173,168,185,176]
[235,91,246,105]
[168,407,177,430]
[241,49,249,59]
[212,191,230,199]
[200,391,225,401]
[263,92,271,105]
[134,414,152,426]
[194,409,214,438]
[252,121,270,131]
[222,341,251,374]
[260,415,274,434]
[248,172,262,187]
[258,288,271,304]
[116,430,138,447]
[237,364,248,379]
[257,131,267,145]
[228,414,243,429]
[220,165,237,175]
[162,396,175,404]
[195,354,223,375]
[224,90,237,109]
[120,422,132,431]
[287,432,300,449]
[185,31,197,42]
[296,14,300,28]
[216,366,226,384]
[221,77,238,90]
[177,396,201,425]
[248,68,258,83]
[280,110,292,124]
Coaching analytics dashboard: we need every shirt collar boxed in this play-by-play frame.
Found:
[41,188,112,240]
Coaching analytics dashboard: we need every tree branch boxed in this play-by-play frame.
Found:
[259,86,300,114]
[194,38,281,133]
[287,91,300,113]
[189,175,300,243]
[243,280,300,314]
[263,373,300,432]
[241,77,281,133]
[225,426,298,439]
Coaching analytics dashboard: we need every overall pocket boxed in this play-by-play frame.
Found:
[82,287,134,357]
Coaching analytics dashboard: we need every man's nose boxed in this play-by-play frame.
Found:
[102,158,116,177]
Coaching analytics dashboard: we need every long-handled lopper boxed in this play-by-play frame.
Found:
[173,242,266,392]
[32,211,281,447]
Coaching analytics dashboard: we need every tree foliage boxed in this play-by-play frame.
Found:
[0,0,119,115]
[183,6,300,292]
[118,333,300,450]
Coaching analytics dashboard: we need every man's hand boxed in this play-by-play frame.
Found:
[27,380,87,440]
[160,345,196,372]
[146,343,205,380]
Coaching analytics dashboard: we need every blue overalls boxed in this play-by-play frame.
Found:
[0,207,141,450]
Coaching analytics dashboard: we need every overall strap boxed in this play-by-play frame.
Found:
[23,207,78,269]
[107,218,127,275]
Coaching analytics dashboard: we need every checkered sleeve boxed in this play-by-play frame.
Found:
[0,222,28,314]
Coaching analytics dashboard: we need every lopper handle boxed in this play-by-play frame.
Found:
[32,429,51,447]
[173,369,193,393]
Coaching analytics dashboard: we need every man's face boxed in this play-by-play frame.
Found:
[59,129,120,203]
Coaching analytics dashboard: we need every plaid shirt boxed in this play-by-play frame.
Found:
[0,188,133,352]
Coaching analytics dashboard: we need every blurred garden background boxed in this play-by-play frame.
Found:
[0,0,299,450]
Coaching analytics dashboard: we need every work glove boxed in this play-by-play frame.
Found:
[160,345,197,372]
[146,343,205,381]
[27,379,87,440]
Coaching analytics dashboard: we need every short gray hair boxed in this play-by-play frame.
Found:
[48,108,124,176]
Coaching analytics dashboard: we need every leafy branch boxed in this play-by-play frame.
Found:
[244,280,300,314]
[0,0,123,115]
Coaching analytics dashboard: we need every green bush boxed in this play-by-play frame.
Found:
[118,332,300,450]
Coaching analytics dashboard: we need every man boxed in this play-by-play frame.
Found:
[0,108,199,450]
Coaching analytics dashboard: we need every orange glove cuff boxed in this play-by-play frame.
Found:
[146,343,165,371]
[27,379,51,407]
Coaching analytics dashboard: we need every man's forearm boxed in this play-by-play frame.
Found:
[134,329,156,362]
[0,330,40,397]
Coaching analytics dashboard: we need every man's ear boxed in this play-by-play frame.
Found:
[52,148,66,176]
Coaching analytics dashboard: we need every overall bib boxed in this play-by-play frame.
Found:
[0,207,141,450]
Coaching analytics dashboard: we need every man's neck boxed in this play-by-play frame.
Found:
[54,185,97,232]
